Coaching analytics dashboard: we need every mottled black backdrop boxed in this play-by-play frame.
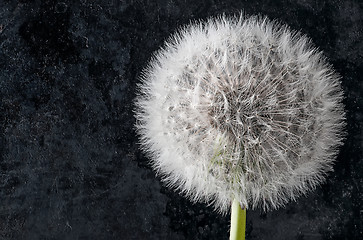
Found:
[0,0,362,239]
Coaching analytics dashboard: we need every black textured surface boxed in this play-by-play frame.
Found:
[0,1,362,239]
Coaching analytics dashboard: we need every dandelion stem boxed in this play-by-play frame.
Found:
[229,198,246,240]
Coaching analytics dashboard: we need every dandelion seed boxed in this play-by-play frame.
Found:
[134,13,346,215]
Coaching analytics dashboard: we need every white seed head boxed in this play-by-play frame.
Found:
[134,13,346,213]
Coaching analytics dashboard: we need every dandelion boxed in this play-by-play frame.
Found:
[134,13,346,239]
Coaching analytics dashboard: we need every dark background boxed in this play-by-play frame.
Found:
[0,0,362,239]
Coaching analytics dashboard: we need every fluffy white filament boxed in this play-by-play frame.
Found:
[134,14,346,213]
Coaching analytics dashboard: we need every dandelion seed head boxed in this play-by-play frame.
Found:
[134,13,346,213]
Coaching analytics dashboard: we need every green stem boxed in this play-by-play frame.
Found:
[229,198,246,240]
